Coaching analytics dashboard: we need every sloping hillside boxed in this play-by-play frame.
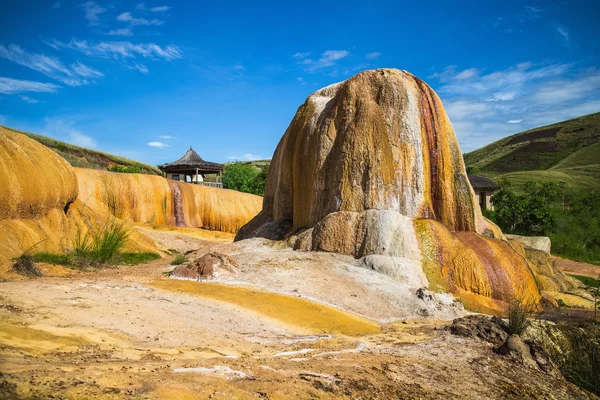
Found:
[464,112,600,192]
[1,126,162,175]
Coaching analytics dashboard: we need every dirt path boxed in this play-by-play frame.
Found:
[555,257,600,279]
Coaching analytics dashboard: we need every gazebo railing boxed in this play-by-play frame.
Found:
[196,181,223,188]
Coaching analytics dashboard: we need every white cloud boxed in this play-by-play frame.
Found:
[228,153,263,161]
[296,50,350,71]
[70,131,96,148]
[108,28,133,36]
[429,62,600,152]
[159,135,175,139]
[71,62,104,78]
[0,77,60,94]
[82,1,106,26]
[232,64,245,71]
[117,11,163,26]
[151,6,169,12]
[366,52,381,60]
[46,39,182,61]
[0,44,102,86]
[454,68,479,80]
[19,95,39,103]
[531,69,600,104]
[557,26,570,45]
[148,141,169,148]
[293,52,311,59]
[133,64,149,73]
[136,3,145,10]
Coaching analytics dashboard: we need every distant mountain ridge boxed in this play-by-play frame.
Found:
[464,112,600,192]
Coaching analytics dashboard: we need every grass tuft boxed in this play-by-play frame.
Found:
[171,254,187,265]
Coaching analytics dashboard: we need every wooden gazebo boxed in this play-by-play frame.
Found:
[159,146,224,187]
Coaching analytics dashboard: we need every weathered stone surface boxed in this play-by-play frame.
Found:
[494,334,538,369]
[448,315,509,346]
[235,68,575,313]
[506,234,551,254]
[237,69,485,248]
[171,252,238,280]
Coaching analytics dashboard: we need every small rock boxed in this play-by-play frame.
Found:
[494,334,538,369]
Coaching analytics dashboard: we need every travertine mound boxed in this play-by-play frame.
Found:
[76,168,262,234]
[238,69,485,243]
[236,69,576,312]
[0,127,78,220]
[0,128,261,270]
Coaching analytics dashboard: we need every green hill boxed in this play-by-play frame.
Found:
[464,112,600,193]
[1,126,161,175]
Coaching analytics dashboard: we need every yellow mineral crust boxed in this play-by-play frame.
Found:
[0,127,78,220]
[415,219,542,312]
[236,69,574,313]
[257,69,481,232]
[75,168,262,233]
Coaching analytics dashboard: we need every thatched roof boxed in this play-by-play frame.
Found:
[468,174,500,191]
[159,147,223,173]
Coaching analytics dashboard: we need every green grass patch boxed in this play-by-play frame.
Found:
[171,254,187,265]
[32,252,71,265]
[568,274,600,288]
[117,252,161,265]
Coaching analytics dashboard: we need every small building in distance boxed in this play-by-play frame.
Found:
[159,146,224,188]
[468,174,500,211]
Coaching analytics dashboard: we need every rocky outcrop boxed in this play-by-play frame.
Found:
[236,69,574,313]
[0,127,261,269]
[171,252,238,280]
[507,235,551,254]
[75,168,261,234]
[238,69,486,244]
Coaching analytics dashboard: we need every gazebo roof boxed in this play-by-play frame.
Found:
[467,174,500,191]
[159,147,223,173]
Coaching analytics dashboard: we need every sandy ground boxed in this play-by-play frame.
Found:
[555,257,600,279]
[0,228,595,399]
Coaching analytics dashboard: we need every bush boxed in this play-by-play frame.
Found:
[171,254,187,265]
[222,162,267,195]
[488,182,600,265]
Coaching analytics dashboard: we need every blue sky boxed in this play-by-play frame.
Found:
[1,1,599,165]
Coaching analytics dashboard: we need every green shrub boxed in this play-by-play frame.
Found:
[507,297,535,335]
[222,162,267,195]
[73,219,130,266]
[171,254,187,265]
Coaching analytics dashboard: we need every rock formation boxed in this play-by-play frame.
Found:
[76,168,261,234]
[236,69,577,312]
[0,127,262,268]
